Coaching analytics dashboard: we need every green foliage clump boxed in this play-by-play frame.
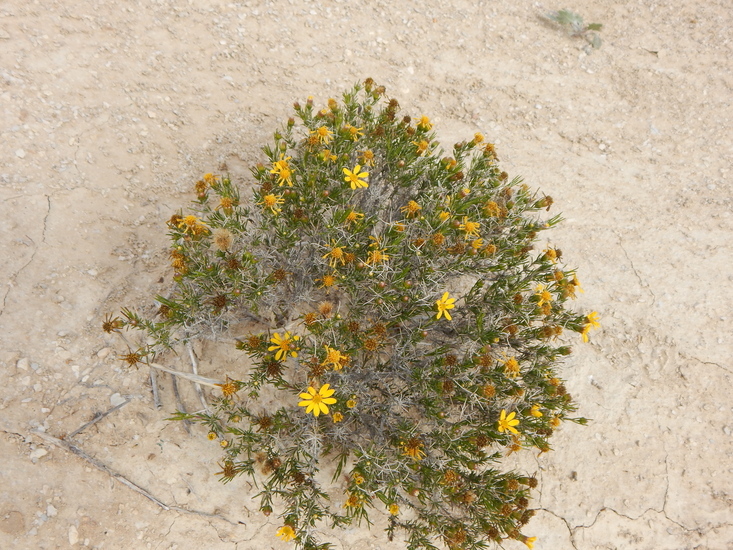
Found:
[108,80,598,550]
[543,9,603,50]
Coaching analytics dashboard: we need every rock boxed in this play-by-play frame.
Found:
[17,357,30,371]
[30,448,48,462]
[110,393,126,407]
[69,525,79,545]
[15,148,25,158]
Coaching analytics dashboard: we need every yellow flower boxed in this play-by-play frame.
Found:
[470,238,484,250]
[344,493,361,508]
[343,164,369,189]
[317,273,338,288]
[544,247,558,263]
[346,398,357,408]
[268,332,300,360]
[367,248,389,265]
[312,125,333,144]
[504,356,520,378]
[345,210,364,226]
[320,149,337,163]
[400,200,422,217]
[353,473,364,485]
[417,115,432,130]
[388,503,400,515]
[344,124,364,140]
[270,154,293,186]
[438,210,451,222]
[359,149,375,166]
[216,376,239,398]
[259,193,284,214]
[524,536,537,549]
[323,241,346,267]
[581,311,600,342]
[332,412,344,423]
[498,409,520,434]
[178,215,209,236]
[298,384,337,417]
[207,431,217,440]
[473,132,484,144]
[322,346,345,370]
[411,139,429,155]
[535,284,553,307]
[458,216,481,239]
[402,437,426,461]
[530,405,543,418]
[435,292,456,320]
[276,525,295,542]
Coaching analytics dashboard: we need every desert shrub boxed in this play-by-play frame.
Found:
[107,79,598,550]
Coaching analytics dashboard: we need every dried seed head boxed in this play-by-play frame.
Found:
[318,301,334,317]
[212,228,234,251]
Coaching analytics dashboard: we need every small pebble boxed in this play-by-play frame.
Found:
[15,148,26,158]
[69,525,79,545]
[110,393,126,407]
[17,357,30,371]
[30,448,48,462]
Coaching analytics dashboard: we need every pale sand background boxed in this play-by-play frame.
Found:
[1,1,732,548]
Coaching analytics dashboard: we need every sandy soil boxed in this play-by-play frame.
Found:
[1,0,732,548]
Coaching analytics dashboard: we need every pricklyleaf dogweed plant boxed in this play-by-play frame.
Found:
[110,80,598,550]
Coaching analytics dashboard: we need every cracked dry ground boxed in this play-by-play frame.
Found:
[1,0,732,549]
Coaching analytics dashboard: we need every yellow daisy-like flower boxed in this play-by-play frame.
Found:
[530,405,543,418]
[417,115,432,130]
[504,356,520,378]
[178,215,209,236]
[544,247,558,263]
[473,132,484,144]
[498,409,520,434]
[320,149,337,163]
[524,536,537,549]
[317,273,338,288]
[435,292,456,320]
[470,238,484,250]
[298,384,337,417]
[367,248,389,265]
[388,503,400,515]
[344,210,364,226]
[276,525,296,542]
[359,149,375,167]
[312,125,333,144]
[344,124,364,140]
[323,241,346,267]
[259,193,284,214]
[346,398,357,408]
[438,210,451,222]
[581,311,601,342]
[535,284,553,307]
[322,346,345,370]
[458,216,481,239]
[402,437,426,461]
[400,200,422,217]
[332,412,344,423]
[343,164,369,189]
[215,376,239,398]
[412,139,429,155]
[270,154,293,187]
[268,331,300,360]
